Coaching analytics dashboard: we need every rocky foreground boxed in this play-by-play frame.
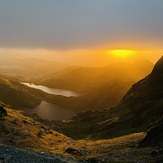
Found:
[0,144,77,163]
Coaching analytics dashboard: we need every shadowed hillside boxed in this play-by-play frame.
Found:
[60,56,163,140]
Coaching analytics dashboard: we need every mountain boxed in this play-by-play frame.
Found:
[41,59,153,93]
[0,59,152,113]
[36,59,154,112]
[60,56,163,140]
[0,54,68,80]
[120,56,163,126]
[46,80,134,113]
[0,57,161,162]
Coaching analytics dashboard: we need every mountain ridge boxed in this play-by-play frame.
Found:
[60,56,163,140]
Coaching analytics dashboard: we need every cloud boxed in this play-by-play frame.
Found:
[0,0,163,50]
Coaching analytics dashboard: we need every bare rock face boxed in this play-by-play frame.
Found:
[0,106,7,118]
[140,118,163,147]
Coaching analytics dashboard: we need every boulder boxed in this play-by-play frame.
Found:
[0,106,7,118]
[65,148,82,156]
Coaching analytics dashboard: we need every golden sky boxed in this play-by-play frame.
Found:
[0,48,162,67]
[0,1,163,66]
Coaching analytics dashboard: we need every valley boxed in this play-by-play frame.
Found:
[0,1,163,162]
[0,56,162,162]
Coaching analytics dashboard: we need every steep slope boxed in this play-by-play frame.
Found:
[139,118,163,162]
[44,80,134,113]
[60,56,163,139]
[0,76,45,108]
[120,56,163,125]
[140,118,163,148]
[0,106,79,162]
[71,80,134,111]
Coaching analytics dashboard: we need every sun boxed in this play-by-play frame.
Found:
[107,50,135,58]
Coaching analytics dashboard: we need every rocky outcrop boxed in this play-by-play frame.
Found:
[65,148,82,156]
[140,118,163,148]
[0,106,7,118]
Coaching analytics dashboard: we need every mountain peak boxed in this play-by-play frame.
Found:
[150,55,163,81]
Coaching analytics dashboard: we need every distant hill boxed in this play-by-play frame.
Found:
[46,80,135,112]
[41,59,154,112]
[41,59,154,93]
[0,54,68,80]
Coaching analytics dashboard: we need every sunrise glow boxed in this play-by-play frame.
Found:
[108,50,136,58]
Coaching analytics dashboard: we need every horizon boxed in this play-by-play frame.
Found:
[0,1,163,66]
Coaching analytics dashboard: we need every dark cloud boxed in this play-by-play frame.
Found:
[0,0,163,50]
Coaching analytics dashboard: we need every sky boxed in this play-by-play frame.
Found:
[0,0,163,66]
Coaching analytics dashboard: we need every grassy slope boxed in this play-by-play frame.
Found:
[0,106,154,162]
[0,77,46,108]
[0,107,74,157]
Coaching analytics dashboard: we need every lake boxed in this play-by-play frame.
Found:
[21,82,80,97]
[21,82,78,120]
[24,101,76,121]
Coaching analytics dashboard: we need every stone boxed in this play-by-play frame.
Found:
[0,106,7,118]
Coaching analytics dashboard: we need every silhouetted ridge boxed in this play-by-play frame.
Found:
[121,55,163,104]
[150,55,163,82]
